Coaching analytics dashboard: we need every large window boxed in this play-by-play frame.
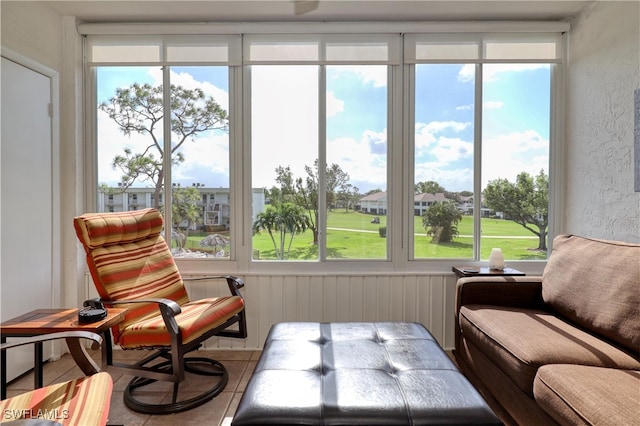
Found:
[246,35,395,261]
[407,34,560,263]
[250,64,389,260]
[85,27,563,267]
[250,65,320,260]
[89,36,238,259]
[480,63,551,260]
[413,63,475,259]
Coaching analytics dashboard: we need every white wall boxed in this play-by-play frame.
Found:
[1,2,85,310]
[566,1,640,242]
[0,1,62,71]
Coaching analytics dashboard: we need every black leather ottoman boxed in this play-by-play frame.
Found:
[232,322,500,425]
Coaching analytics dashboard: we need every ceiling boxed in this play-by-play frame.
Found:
[43,0,594,23]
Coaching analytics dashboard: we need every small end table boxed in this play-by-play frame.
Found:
[1,307,126,399]
[452,266,526,279]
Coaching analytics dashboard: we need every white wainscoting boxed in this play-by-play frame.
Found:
[184,273,459,351]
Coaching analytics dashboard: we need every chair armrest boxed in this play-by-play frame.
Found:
[93,297,181,316]
[0,331,102,351]
[92,297,182,337]
[183,275,245,297]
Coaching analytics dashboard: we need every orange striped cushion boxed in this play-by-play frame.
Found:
[118,296,245,348]
[0,371,112,426]
[74,209,189,345]
[74,208,163,249]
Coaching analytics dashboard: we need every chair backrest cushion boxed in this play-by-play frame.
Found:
[74,209,190,343]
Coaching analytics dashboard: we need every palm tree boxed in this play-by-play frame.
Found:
[252,203,311,259]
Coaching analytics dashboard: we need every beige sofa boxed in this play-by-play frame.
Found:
[454,234,640,425]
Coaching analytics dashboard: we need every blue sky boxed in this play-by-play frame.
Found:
[97,63,550,194]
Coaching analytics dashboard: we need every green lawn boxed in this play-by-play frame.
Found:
[253,211,545,260]
[183,211,546,261]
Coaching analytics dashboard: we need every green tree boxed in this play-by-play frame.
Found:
[171,186,202,247]
[273,160,350,245]
[337,183,359,212]
[484,170,549,251]
[422,202,462,243]
[99,82,228,208]
[364,188,383,196]
[415,181,445,194]
[252,202,311,259]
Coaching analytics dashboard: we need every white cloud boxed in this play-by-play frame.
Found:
[482,130,549,187]
[458,64,475,83]
[327,129,387,187]
[413,122,547,192]
[97,110,158,186]
[327,91,344,118]
[483,101,504,109]
[347,65,387,88]
[414,162,473,193]
[415,120,472,151]
[413,120,474,191]
[431,136,473,163]
[251,66,319,188]
[458,63,550,83]
[98,68,232,187]
[456,104,473,111]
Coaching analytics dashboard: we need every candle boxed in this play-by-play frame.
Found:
[489,248,505,271]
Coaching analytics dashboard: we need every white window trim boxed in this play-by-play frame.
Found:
[83,22,566,276]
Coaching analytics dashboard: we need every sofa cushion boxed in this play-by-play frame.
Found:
[543,234,640,353]
[459,305,640,395]
[534,364,640,426]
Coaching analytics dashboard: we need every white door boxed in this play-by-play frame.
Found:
[1,57,53,381]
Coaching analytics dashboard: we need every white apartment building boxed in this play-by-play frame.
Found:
[98,186,265,230]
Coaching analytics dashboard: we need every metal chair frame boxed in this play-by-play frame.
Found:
[95,275,247,414]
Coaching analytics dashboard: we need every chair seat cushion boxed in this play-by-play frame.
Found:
[118,296,245,348]
[459,305,640,396]
[534,364,640,425]
[0,371,112,425]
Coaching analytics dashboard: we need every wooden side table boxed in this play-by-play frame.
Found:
[1,307,126,399]
[452,266,526,279]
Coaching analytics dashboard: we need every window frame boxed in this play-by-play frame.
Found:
[82,23,567,275]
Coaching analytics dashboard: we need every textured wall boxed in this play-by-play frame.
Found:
[566,1,640,242]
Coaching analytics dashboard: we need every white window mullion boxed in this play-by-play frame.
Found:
[318,65,328,261]
[162,65,172,242]
[404,64,416,262]
[473,64,483,260]
[239,64,254,269]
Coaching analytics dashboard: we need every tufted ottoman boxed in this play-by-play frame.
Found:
[232,322,500,425]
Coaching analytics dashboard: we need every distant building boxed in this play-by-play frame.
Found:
[360,191,492,217]
[413,193,450,216]
[359,191,388,215]
[457,194,492,217]
[97,185,265,230]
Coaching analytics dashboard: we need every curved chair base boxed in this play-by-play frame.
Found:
[123,357,229,415]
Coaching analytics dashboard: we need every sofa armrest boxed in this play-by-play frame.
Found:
[455,276,544,315]
[454,276,545,352]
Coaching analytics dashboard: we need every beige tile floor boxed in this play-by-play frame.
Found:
[5,348,262,426]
